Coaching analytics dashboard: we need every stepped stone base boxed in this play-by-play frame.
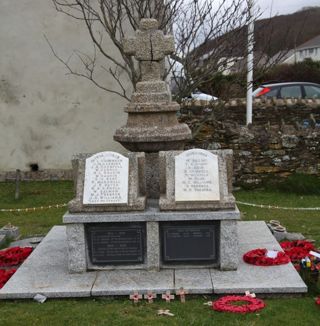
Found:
[0,222,307,299]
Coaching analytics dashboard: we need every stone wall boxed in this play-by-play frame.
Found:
[180,98,320,186]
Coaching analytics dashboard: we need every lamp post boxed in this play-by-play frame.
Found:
[246,0,254,125]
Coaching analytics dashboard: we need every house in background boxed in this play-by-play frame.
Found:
[282,35,320,64]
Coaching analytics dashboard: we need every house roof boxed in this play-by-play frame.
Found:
[297,34,320,50]
[270,49,295,64]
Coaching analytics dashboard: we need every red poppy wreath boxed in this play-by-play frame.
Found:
[280,240,315,262]
[212,295,265,314]
[316,297,320,306]
[243,248,290,266]
[0,247,33,267]
[0,269,16,289]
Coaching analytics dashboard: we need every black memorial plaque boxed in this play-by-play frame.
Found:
[161,222,218,263]
[86,223,145,265]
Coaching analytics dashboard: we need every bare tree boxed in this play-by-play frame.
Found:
[49,0,261,101]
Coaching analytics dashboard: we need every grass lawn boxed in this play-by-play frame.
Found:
[0,180,319,325]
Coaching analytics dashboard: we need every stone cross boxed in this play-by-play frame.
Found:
[124,18,175,81]
[129,291,142,303]
[162,290,175,302]
[176,287,188,303]
[144,291,157,303]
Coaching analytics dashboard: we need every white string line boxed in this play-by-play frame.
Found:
[0,201,319,212]
[0,204,67,212]
[236,201,320,211]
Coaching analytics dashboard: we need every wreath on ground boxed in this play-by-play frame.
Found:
[0,269,16,289]
[243,248,290,266]
[280,240,315,262]
[212,295,265,314]
[0,247,33,267]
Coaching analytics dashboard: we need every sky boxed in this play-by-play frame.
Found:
[254,0,320,18]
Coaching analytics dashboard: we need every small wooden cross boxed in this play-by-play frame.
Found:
[203,301,213,306]
[144,291,157,303]
[129,291,142,303]
[158,309,174,316]
[176,287,188,303]
[162,290,175,302]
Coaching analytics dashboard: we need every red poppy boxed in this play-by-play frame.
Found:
[316,297,320,306]
[0,269,16,289]
[280,241,315,262]
[243,249,290,266]
[0,247,33,267]
[212,295,265,313]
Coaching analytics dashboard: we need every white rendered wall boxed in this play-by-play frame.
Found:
[0,1,130,171]
[283,47,320,64]
[297,47,320,62]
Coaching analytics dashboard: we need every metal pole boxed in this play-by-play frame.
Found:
[15,169,21,200]
[246,0,254,125]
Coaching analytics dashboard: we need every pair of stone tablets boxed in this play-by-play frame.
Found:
[82,149,220,206]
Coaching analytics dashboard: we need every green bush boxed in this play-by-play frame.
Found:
[256,59,320,85]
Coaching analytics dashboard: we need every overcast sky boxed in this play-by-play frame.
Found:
[255,0,320,18]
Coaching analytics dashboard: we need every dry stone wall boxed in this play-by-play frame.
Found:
[1,98,319,186]
[180,98,320,186]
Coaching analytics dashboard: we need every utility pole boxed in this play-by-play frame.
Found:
[246,0,254,125]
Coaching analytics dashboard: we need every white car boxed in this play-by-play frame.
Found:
[189,91,218,101]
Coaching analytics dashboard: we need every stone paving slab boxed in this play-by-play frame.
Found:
[238,221,276,245]
[0,226,97,299]
[211,262,306,294]
[174,269,213,294]
[0,222,307,299]
[211,221,307,294]
[92,270,174,296]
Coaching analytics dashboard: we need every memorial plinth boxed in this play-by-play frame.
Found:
[64,200,240,272]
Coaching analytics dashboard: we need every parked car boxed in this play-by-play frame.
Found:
[189,91,218,101]
[253,82,320,99]
[182,91,218,102]
[181,91,218,114]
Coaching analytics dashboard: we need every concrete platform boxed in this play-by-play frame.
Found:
[0,222,307,299]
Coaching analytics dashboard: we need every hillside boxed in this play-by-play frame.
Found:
[195,7,320,59]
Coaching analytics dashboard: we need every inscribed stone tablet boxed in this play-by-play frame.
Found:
[83,152,129,204]
[175,149,220,202]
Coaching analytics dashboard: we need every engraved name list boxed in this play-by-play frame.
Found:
[83,152,129,204]
[175,149,220,202]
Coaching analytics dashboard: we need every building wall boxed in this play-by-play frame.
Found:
[0,0,130,172]
[297,47,320,61]
[284,47,320,64]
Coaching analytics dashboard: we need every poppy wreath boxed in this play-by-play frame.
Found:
[316,297,320,306]
[243,248,290,266]
[280,240,315,262]
[212,295,265,314]
[0,269,16,289]
[0,247,33,267]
